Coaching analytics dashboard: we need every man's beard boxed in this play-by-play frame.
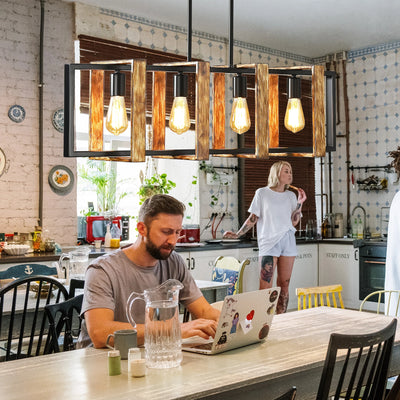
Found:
[145,234,174,260]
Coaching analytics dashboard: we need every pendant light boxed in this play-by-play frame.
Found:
[230,74,251,134]
[169,72,191,134]
[105,71,129,135]
[284,76,305,133]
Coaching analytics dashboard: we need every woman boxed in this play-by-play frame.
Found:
[223,161,306,313]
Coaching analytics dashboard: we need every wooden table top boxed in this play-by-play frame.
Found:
[0,307,398,400]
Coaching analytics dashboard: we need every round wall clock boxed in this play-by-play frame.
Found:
[48,165,74,195]
[0,147,10,178]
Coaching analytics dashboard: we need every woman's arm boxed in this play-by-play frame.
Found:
[223,213,259,239]
[291,188,307,227]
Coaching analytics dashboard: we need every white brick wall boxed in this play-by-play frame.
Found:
[0,0,76,245]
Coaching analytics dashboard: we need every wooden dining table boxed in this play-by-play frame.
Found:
[0,307,399,400]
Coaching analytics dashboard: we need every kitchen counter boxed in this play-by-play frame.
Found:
[0,238,361,264]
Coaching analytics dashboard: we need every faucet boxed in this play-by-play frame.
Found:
[351,205,366,238]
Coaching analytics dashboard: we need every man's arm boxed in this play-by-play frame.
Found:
[84,308,145,348]
[181,296,220,339]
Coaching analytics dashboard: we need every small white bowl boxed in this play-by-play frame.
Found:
[3,244,30,256]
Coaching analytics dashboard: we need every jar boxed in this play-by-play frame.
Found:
[108,350,121,376]
[334,213,344,238]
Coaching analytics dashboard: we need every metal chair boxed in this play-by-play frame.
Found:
[0,263,59,288]
[68,278,85,299]
[0,275,68,361]
[359,290,400,316]
[296,284,344,311]
[316,318,397,400]
[44,294,83,352]
[211,255,250,295]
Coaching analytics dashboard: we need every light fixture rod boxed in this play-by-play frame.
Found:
[187,0,192,61]
[229,0,234,68]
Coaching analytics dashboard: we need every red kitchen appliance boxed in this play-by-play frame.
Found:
[178,224,200,243]
[85,216,129,244]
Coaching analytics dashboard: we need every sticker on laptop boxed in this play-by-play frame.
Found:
[240,309,255,334]
[258,323,270,339]
[230,312,240,334]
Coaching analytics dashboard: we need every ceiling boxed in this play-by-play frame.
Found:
[66,0,400,59]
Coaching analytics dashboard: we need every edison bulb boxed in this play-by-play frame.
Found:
[230,97,251,134]
[169,97,190,134]
[284,98,305,133]
[106,96,128,135]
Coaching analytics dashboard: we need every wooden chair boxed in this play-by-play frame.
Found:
[211,255,250,296]
[0,275,68,361]
[274,386,297,400]
[44,294,83,352]
[0,263,59,288]
[359,290,400,316]
[386,374,400,400]
[296,284,344,311]
[316,318,397,400]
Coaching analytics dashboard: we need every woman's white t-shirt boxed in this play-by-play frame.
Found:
[248,186,297,255]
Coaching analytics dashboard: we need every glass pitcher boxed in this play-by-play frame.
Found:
[126,279,183,369]
[59,247,91,281]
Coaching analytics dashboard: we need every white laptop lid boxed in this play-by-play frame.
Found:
[182,287,281,355]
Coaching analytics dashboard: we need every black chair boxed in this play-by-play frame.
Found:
[68,278,85,299]
[316,318,397,400]
[0,275,68,361]
[44,294,83,352]
[274,386,297,400]
[386,374,400,400]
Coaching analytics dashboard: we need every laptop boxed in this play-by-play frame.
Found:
[182,287,281,355]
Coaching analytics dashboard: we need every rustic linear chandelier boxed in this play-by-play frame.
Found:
[64,0,336,162]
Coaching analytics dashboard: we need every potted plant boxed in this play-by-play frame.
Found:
[138,172,176,204]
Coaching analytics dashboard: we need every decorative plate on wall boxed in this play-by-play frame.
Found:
[8,105,26,123]
[52,108,64,133]
[48,165,74,195]
[0,147,10,178]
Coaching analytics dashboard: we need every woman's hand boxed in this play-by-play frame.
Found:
[297,188,307,205]
[223,230,239,239]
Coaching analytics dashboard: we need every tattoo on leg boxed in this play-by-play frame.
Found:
[276,292,289,314]
[260,256,274,283]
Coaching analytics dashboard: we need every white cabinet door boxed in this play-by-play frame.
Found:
[237,247,259,292]
[189,250,227,280]
[318,244,359,310]
[288,244,319,311]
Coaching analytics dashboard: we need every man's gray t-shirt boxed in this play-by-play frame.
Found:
[78,249,202,347]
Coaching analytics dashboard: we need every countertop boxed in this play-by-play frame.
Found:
[0,237,375,264]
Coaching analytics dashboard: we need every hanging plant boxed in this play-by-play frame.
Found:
[138,172,176,204]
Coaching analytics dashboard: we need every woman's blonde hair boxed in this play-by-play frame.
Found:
[267,161,292,189]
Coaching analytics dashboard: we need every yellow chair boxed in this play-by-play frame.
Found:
[359,290,400,316]
[296,284,344,311]
[211,255,250,295]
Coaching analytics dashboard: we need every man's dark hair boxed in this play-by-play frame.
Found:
[138,194,185,226]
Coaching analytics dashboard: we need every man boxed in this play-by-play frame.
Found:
[78,194,219,348]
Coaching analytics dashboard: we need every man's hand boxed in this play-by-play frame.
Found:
[181,318,218,340]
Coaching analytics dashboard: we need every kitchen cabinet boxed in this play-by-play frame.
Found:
[318,243,360,310]
[177,249,226,281]
[288,243,319,311]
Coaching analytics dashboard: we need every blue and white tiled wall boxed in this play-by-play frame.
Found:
[76,3,400,238]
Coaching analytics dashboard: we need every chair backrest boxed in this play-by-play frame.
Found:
[296,284,344,311]
[44,294,83,353]
[68,278,85,299]
[0,275,68,361]
[274,387,297,400]
[211,256,250,295]
[359,290,400,316]
[316,318,397,400]
[0,264,58,288]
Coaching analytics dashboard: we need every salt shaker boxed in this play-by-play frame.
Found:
[108,350,121,376]
[128,347,146,377]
